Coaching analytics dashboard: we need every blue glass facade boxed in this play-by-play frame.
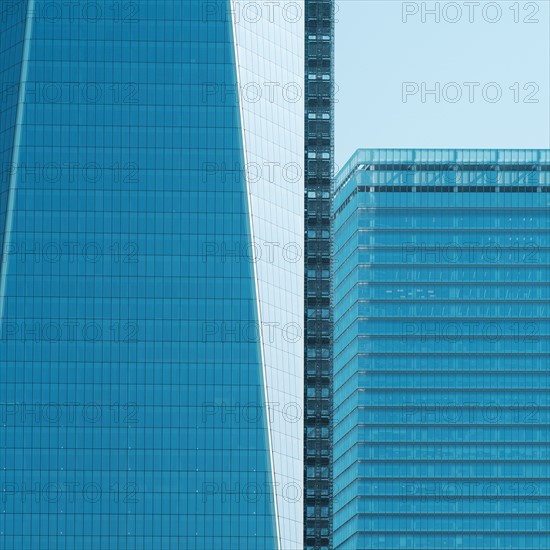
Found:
[0,2,304,548]
[333,149,550,549]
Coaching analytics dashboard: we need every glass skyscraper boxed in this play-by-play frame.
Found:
[0,1,303,548]
[333,149,550,549]
[304,1,334,549]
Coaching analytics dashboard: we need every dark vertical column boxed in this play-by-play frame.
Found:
[304,1,334,548]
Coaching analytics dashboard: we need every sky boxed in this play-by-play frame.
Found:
[335,0,550,168]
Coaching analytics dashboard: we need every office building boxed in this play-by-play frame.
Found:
[0,1,303,548]
[304,1,334,548]
[333,149,550,549]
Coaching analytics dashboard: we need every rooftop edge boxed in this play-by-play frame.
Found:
[335,148,550,193]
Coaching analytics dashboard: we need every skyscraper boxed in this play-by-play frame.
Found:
[0,1,303,548]
[333,149,550,549]
[304,1,334,549]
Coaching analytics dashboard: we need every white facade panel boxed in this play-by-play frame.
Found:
[231,2,305,548]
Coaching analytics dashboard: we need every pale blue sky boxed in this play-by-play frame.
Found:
[335,0,550,168]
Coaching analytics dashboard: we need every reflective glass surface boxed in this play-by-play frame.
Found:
[0,1,304,548]
[333,149,550,549]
